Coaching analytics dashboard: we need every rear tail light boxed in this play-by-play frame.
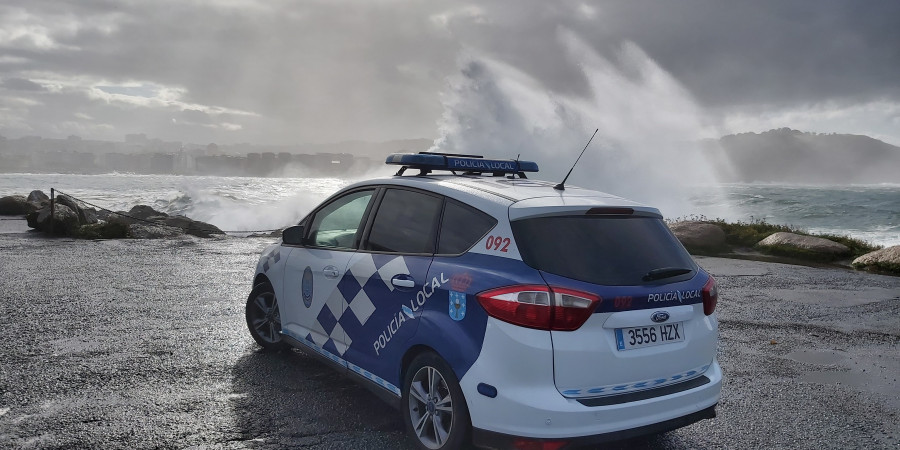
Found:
[476,285,600,331]
[702,275,718,316]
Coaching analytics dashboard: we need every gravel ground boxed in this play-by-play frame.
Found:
[0,230,897,449]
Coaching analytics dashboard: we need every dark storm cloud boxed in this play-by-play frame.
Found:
[580,0,900,108]
[0,0,897,144]
[430,0,900,108]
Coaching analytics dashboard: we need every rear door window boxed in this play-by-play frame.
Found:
[364,188,443,254]
[437,201,497,255]
[511,216,696,286]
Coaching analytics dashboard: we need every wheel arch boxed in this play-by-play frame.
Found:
[401,344,439,386]
[253,273,270,288]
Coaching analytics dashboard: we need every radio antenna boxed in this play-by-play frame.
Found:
[554,128,598,191]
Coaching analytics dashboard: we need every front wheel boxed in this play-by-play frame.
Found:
[402,353,470,449]
[245,281,287,350]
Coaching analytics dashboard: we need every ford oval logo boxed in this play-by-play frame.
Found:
[651,311,670,323]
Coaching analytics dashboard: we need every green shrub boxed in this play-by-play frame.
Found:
[852,260,900,275]
[813,233,880,258]
[666,216,882,260]
[713,218,796,248]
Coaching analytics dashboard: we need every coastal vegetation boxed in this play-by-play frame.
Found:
[668,216,898,276]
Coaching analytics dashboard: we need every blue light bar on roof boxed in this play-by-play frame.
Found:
[385,153,539,173]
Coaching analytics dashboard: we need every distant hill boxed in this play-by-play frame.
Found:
[702,128,900,183]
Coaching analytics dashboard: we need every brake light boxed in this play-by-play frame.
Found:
[702,276,718,316]
[476,285,600,331]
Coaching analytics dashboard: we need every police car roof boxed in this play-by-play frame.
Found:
[347,174,662,220]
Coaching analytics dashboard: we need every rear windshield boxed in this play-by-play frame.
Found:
[511,216,696,286]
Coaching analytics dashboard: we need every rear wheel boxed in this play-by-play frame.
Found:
[245,281,287,350]
[402,353,470,449]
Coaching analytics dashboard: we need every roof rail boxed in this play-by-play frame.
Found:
[385,152,539,178]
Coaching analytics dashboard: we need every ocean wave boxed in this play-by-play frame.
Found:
[2,174,897,245]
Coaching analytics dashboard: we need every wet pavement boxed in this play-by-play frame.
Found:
[0,233,897,449]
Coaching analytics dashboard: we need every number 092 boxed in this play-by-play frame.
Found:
[485,235,510,252]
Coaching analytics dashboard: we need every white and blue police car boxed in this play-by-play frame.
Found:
[245,153,722,449]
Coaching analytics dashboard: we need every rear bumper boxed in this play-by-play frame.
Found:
[459,320,723,442]
[473,404,717,449]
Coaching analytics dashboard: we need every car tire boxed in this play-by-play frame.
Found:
[402,352,471,450]
[245,281,287,351]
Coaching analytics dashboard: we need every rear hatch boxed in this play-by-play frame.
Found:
[510,208,718,399]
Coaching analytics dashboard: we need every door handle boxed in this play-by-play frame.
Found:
[323,265,340,278]
[391,276,415,288]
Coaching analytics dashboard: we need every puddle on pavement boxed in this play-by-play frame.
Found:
[771,288,900,307]
[790,348,900,410]
[799,370,900,410]
[786,349,847,365]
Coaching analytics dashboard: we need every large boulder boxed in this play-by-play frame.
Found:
[30,204,82,235]
[163,215,224,238]
[128,223,184,239]
[27,190,49,204]
[26,190,49,214]
[669,221,727,252]
[757,232,850,259]
[128,205,169,221]
[74,221,130,239]
[852,246,900,274]
[54,194,97,225]
[0,195,29,215]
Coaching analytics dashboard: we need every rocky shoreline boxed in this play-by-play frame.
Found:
[670,220,900,276]
[2,191,897,276]
[0,190,224,239]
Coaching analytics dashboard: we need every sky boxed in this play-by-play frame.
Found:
[1,0,899,147]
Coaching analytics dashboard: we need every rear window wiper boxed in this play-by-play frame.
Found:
[643,267,693,282]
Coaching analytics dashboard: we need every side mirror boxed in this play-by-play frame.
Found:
[282,225,306,245]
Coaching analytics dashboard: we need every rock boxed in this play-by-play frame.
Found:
[27,190,49,204]
[74,221,130,239]
[24,191,50,215]
[0,195,29,215]
[852,246,900,274]
[54,194,93,225]
[31,204,81,235]
[163,215,224,238]
[95,209,113,221]
[82,207,99,225]
[128,205,168,220]
[669,221,726,251]
[757,232,850,258]
[128,223,185,239]
[26,209,40,228]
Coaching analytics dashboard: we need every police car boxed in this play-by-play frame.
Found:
[245,153,722,449]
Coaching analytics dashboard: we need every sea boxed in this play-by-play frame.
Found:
[1,173,897,247]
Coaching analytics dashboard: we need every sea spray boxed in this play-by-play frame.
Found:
[2,174,897,246]
[430,31,730,218]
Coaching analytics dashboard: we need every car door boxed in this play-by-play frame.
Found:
[281,188,376,359]
[336,187,444,393]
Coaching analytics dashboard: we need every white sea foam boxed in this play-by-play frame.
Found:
[0,174,896,246]
[429,31,726,218]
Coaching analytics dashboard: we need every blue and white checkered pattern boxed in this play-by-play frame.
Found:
[281,326,403,396]
[560,363,712,398]
[262,248,281,273]
[348,362,401,396]
[310,253,410,357]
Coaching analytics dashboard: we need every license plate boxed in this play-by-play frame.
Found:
[615,322,684,351]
